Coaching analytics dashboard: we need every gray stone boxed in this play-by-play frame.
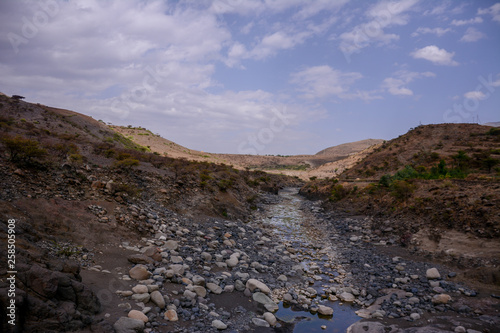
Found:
[207,282,223,294]
[183,289,197,300]
[432,294,451,305]
[193,286,207,297]
[128,254,153,265]
[339,292,355,302]
[454,327,466,333]
[410,313,421,320]
[426,268,441,279]
[235,280,245,291]
[192,275,205,286]
[113,317,145,333]
[263,312,277,326]
[164,240,179,251]
[131,285,148,294]
[252,318,270,327]
[318,305,333,316]
[246,278,271,294]
[169,264,185,276]
[212,319,227,330]
[226,255,239,268]
[283,293,293,302]
[131,293,150,303]
[347,321,385,333]
[201,252,212,261]
[150,290,165,309]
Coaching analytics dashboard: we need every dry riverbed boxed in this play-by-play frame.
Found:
[78,188,499,333]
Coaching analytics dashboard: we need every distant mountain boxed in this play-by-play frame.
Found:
[484,122,500,127]
[315,139,384,157]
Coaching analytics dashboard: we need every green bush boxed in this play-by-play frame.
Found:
[1,135,47,165]
[329,184,349,202]
[113,158,140,169]
[391,180,416,200]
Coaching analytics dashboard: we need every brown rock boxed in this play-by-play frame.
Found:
[129,265,151,281]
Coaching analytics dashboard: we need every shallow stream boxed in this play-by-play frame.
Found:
[261,188,361,332]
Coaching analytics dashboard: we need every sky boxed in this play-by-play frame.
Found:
[1,0,500,155]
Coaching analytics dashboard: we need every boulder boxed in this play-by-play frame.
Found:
[128,310,148,323]
[113,317,145,333]
[129,265,151,281]
[246,278,271,294]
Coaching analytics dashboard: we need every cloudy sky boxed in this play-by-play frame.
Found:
[1,0,499,154]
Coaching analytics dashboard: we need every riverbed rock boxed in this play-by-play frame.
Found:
[252,318,270,327]
[426,268,441,280]
[165,309,178,321]
[150,290,165,309]
[113,317,145,333]
[212,319,227,330]
[263,312,277,326]
[246,278,271,294]
[432,294,451,305]
[318,305,334,316]
[128,310,148,323]
[339,292,355,302]
[129,265,151,281]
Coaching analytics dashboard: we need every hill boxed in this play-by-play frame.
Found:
[112,125,382,179]
[0,94,299,332]
[301,123,500,261]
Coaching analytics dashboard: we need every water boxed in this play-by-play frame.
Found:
[261,188,361,332]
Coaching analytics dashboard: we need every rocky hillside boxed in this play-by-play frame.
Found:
[0,94,300,332]
[301,123,500,255]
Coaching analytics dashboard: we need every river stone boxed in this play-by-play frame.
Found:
[253,292,279,312]
[129,265,151,281]
[432,294,451,305]
[207,282,223,294]
[226,255,239,268]
[246,278,271,294]
[169,264,185,276]
[410,313,421,320]
[128,310,148,323]
[193,286,207,297]
[347,321,385,333]
[201,252,212,261]
[131,285,148,294]
[192,275,206,286]
[165,309,178,321]
[128,254,153,265]
[426,268,441,279]
[165,240,179,251]
[131,293,150,303]
[339,292,355,302]
[318,305,334,316]
[235,280,245,291]
[252,318,270,327]
[212,319,227,330]
[184,289,197,300]
[113,317,145,333]
[150,290,165,309]
[277,275,288,282]
[263,312,277,326]
[283,293,293,302]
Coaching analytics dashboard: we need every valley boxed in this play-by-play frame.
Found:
[0,94,499,333]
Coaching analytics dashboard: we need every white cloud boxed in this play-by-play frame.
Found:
[339,0,419,57]
[451,16,483,26]
[411,27,452,37]
[290,65,368,99]
[478,3,500,23]
[464,91,486,100]
[460,27,486,42]
[382,70,435,96]
[411,45,458,66]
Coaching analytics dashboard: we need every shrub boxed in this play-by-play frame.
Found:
[113,158,140,170]
[329,184,349,202]
[1,135,47,165]
[391,180,416,200]
[217,179,233,192]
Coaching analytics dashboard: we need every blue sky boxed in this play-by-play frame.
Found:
[1,0,499,154]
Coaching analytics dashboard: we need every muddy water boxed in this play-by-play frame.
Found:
[262,188,361,332]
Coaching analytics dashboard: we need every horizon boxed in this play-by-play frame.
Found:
[1,0,500,155]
